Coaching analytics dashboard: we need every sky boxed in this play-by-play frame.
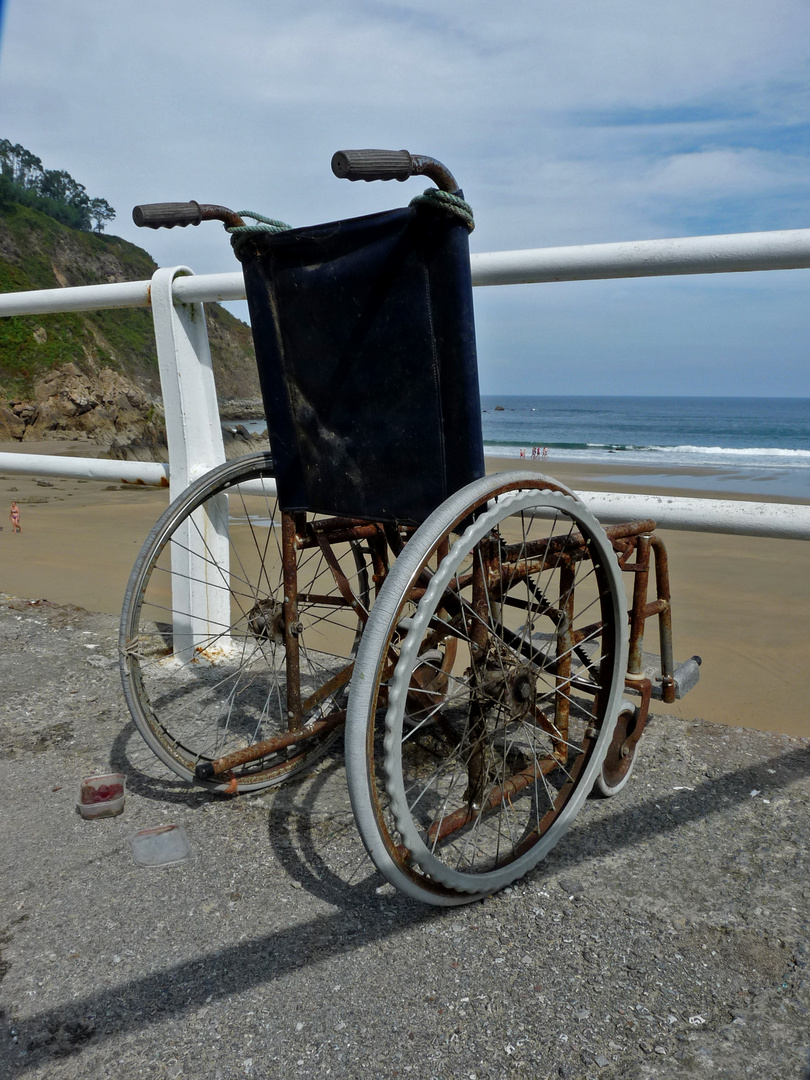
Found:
[1,0,810,397]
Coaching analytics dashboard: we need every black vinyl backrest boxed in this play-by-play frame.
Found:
[236,203,484,523]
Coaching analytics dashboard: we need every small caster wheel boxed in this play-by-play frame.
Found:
[593,700,640,798]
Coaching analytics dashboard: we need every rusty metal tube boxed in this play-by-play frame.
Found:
[282,512,303,730]
[427,754,563,846]
[650,535,676,703]
[195,710,346,779]
[627,534,652,678]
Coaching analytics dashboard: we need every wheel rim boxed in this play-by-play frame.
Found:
[120,454,371,791]
[382,488,625,894]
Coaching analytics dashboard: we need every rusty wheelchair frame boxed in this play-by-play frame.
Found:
[120,151,700,905]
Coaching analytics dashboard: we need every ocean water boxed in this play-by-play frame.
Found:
[480,395,810,499]
[228,395,810,499]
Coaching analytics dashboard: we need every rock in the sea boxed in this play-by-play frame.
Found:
[222,423,269,460]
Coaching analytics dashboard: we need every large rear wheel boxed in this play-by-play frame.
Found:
[346,472,627,904]
[120,452,375,792]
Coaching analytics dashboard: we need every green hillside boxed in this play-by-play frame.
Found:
[0,200,258,402]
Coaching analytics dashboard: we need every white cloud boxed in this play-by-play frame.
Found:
[642,148,805,198]
[1,0,810,393]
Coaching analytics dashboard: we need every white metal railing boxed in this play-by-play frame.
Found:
[0,228,808,541]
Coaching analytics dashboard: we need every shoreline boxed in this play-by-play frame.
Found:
[0,439,807,739]
[484,452,810,504]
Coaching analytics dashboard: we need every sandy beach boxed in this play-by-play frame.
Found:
[486,455,809,739]
[0,440,807,738]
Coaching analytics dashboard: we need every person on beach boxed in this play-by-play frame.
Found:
[542,446,548,460]
[9,501,21,533]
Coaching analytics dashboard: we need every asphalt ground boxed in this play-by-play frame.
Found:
[1,594,808,1080]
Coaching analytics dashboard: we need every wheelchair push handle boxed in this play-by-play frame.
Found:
[132,151,461,232]
[331,149,459,193]
[132,202,246,230]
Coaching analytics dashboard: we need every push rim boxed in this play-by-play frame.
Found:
[345,472,627,902]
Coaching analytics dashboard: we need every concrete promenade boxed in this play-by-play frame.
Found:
[1,594,808,1079]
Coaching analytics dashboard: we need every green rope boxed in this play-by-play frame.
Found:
[227,211,292,256]
[228,189,474,260]
[409,188,475,232]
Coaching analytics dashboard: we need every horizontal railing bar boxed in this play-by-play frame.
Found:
[470,228,810,286]
[172,272,247,305]
[4,227,810,318]
[0,279,153,316]
[0,452,169,486]
[1,449,804,539]
[0,272,248,317]
[574,491,810,541]
[0,451,279,496]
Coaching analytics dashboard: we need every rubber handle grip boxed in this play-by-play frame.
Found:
[132,202,203,229]
[331,149,413,183]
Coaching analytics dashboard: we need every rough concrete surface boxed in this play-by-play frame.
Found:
[0,594,808,1079]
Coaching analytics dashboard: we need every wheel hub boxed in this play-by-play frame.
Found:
[509,666,537,719]
[247,597,285,644]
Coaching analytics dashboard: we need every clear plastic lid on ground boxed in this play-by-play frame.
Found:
[130,824,191,867]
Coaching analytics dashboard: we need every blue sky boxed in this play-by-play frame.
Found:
[1,0,810,396]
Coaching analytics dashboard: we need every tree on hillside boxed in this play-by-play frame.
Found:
[0,140,43,189]
[11,145,42,189]
[0,138,115,232]
[37,169,90,228]
[89,196,116,233]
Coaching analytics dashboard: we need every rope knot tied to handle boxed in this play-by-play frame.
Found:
[409,188,475,232]
[227,211,292,256]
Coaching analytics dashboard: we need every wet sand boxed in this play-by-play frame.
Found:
[0,441,807,738]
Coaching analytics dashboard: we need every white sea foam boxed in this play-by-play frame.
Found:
[487,442,810,465]
[651,445,810,460]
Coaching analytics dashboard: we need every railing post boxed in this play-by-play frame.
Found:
[150,267,229,659]
[150,266,226,495]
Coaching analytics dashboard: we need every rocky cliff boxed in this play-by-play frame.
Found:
[0,201,262,456]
